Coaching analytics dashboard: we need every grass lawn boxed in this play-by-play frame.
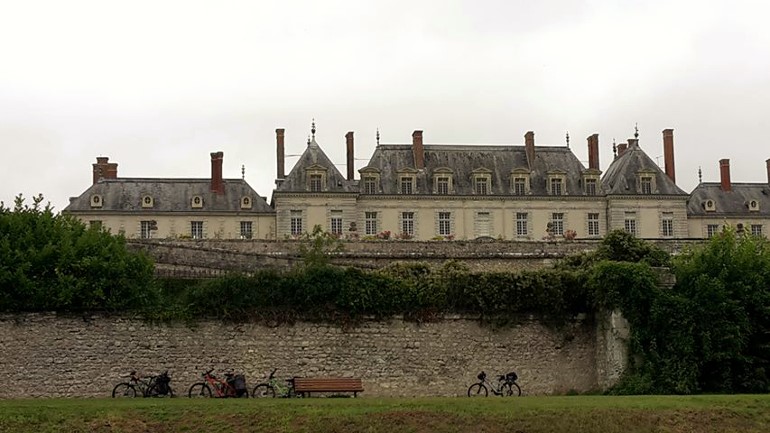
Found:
[1,395,769,433]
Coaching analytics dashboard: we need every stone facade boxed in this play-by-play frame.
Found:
[0,313,626,398]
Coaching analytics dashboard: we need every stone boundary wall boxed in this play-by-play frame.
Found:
[129,238,701,273]
[0,313,620,398]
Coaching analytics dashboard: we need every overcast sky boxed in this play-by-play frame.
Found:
[2,0,770,212]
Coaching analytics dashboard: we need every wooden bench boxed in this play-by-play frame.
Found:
[293,377,364,397]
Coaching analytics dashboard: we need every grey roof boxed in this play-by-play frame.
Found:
[64,178,274,213]
[602,142,687,196]
[275,137,357,193]
[688,182,770,216]
[361,143,589,195]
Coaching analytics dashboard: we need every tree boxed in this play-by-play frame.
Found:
[0,194,156,312]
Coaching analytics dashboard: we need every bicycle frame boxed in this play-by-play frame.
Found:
[202,370,238,398]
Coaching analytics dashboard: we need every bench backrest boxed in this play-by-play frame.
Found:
[293,377,363,392]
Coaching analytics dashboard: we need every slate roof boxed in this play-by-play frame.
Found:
[64,178,273,213]
[361,143,589,195]
[275,137,357,193]
[688,183,770,216]
[602,141,687,196]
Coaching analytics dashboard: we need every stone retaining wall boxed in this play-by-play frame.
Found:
[0,313,617,398]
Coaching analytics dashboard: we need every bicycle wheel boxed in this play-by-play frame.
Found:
[252,384,276,398]
[112,383,137,398]
[501,382,522,397]
[467,383,488,397]
[147,383,174,398]
[188,383,212,398]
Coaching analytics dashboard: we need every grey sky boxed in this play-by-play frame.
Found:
[2,0,770,212]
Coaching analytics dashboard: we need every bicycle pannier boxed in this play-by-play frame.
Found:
[506,371,518,382]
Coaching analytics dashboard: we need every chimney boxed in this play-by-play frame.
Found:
[617,142,628,156]
[662,129,676,183]
[719,158,732,192]
[412,130,424,169]
[345,131,354,181]
[766,158,770,184]
[587,134,600,170]
[276,128,285,180]
[525,131,535,168]
[210,151,224,194]
[92,156,118,184]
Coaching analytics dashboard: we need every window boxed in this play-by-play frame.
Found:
[89,220,102,230]
[140,220,154,239]
[585,179,597,196]
[550,178,563,196]
[751,224,763,236]
[551,213,564,236]
[513,178,526,195]
[641,177,652,194]
[363,177,377,194]
[290,210,303,235]
[516,212,528,237]
[475,178,489,195]
[624,212,637,236]
[661,212,674,237]
[191,221,204,239]
[400,177,414,194]
[401,212,415,236]
[707,224,719,238]
[330,210,343,236]
[309,174,323,192]
[588,213,600,237]
[365,211,378,235]
[240,221,253,239]
[437,177,450,195]
[476,212,491,237]
[438,212,451,236]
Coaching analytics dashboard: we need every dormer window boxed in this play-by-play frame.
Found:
[749,200,760,212]
[547,171,567,196]
[90,194,103,208]
[510,169,530,196]
[359,167,381,194]
[636,171,657,194]
[585,178,597,195]
[305,165,328,192]
[704,199,716,212]
[432,168,454,195]
[240,196,252,209]
[400,176,415,194]
[472,168,493,195]
[191,196,203,209]
[141,195,154,208]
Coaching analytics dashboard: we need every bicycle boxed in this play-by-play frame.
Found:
[112,370,174,398]
[188,368,249,398]
[467,371,521,397]
[251,368,300,398]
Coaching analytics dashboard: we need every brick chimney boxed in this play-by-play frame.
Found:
[525,131,535,169]
[719,158,732,192]
[587,134,599,170]
[412,130,424,170]
[662,129,676,183]
[617,142,628,156]
[276,128,285,180]
[346,131,354,181]
[210,151,224,194]
[92,156,118,184]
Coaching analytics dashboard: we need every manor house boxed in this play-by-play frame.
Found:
[64,125,770,241]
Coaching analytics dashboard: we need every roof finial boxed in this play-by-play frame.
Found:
[698,166,702,183]
[241,164,245,180]
[311,118,316,139]
[612,138,617,157]
[566,131,570,148]
[376,128,380,146]
[634,123,639,139]
[307,135,311,146]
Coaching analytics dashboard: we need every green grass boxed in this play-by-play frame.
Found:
[1,395,770,433]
